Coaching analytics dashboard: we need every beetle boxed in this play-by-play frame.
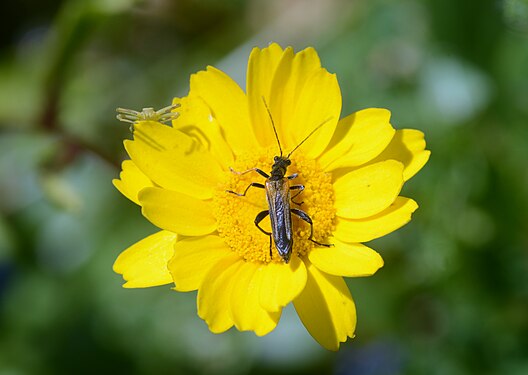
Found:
[226,99,332,263]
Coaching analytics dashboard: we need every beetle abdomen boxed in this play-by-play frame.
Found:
[265,179,293,263]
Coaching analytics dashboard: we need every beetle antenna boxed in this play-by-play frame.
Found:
[287,117,333,158]
[262,97,283,157]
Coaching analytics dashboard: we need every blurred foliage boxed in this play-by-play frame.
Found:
[1,0,527,374]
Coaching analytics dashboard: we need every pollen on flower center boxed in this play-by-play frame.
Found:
[213,148,336,264]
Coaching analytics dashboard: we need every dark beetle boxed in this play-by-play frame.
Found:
[227,99,332,263]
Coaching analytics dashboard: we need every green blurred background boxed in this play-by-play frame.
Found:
[1,0,527,374]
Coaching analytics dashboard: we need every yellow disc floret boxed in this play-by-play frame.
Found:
[213,148,336,264]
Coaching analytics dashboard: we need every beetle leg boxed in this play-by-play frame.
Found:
[226,182,265,196]
[291,208,333,247]
[254,210,273,259]
[229,167,269,179]
[290,185,305,205]
[286,173,298,180]
[255,210,271,235]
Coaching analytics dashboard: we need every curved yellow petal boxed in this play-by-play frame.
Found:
[370,129,430,181]
[319,108,395,171]
[112,160,154,205]
[190,66,258,155]
[172,95,234,169]
[334,196,418,243]
[230,262,281,336]
[259,256,307,312]
[197,254,242,333]
[113,230,177,288]
[309,239,384,277]
[267,47,319,146]
[293,260,356,351]
[247,43,285,148]
[333,160,404,219]
[169,235,233,292]
[124,121,224,200]
[268,48,340,158]
[139,187,217,236]
[278,68,341,159]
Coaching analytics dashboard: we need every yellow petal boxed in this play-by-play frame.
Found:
[169,235,233,292]
[319,108,395,170]
[293,260,356,351]
[112,160,154,205]
[139,187,217,236]
[370,129,430,181]
[197,254,242,333]
[246,43,285,148]
[230,262,281,336]
[280,68,341,159]
[333,160,404,219]
[267,47,319,147]
[268,48,340,158]
[259,256,307,312]
[190,66,258,155]
[309,239,384,277]
[334,196,418,243]
[113,230,177,288]
[172,95,234,169]
[124,121,224,200]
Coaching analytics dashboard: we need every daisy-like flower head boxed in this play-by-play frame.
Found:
[113,43,430,351]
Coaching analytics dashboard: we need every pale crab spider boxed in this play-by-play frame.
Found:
[116,104,180,151]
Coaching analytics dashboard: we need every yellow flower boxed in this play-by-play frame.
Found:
[113,43,430,351]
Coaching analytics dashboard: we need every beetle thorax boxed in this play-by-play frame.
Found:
[269,156,291,180]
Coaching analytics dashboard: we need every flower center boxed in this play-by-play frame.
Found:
[213,148,336,264]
